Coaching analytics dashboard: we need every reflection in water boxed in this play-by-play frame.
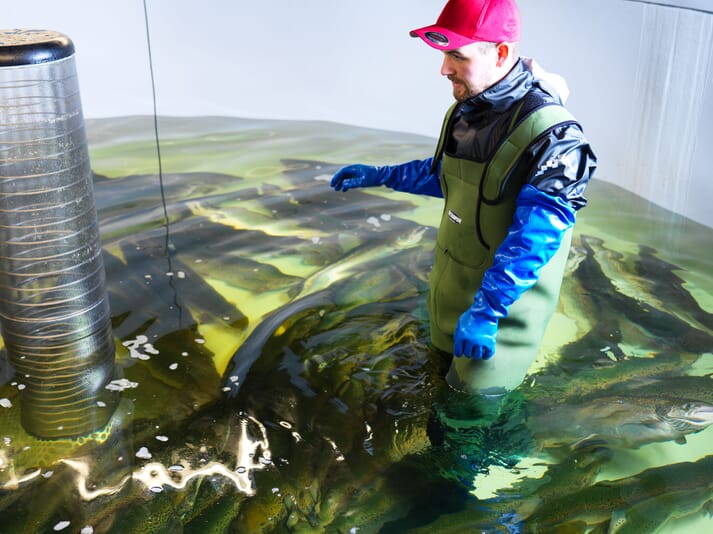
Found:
[131,413,271,497]
[61,458,128,501]
[0,117,712,532]
[58,412,271,502]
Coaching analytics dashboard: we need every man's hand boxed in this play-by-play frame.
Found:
[453,292,498,359]
[330,159,443,197]
[330,164,382,192]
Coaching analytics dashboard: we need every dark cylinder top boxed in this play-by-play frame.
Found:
[0,29,75,67]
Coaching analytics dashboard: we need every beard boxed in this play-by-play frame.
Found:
[449,77,476,102]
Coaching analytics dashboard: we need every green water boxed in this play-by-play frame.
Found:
[1,116,712,533]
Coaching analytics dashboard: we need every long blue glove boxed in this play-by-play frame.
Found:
[453,184,576,359]
[330,158,442,197]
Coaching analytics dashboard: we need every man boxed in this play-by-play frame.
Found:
[330,0,596,401]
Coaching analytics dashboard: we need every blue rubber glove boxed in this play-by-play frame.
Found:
[453,291,499,359]
[330,164,385,191]
[453,185,576,359]
[330,159,442,197]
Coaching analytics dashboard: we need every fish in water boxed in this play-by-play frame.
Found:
[524,454,713,533]
[522,351,697,407]
[222,288,337,399]
[635,244,713,332]
[6,116,713,533]
[528,389,713,450]
[574,235,713,355]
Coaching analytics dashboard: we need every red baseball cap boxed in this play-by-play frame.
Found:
[410,0,521,50]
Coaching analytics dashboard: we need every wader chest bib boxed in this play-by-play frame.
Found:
[428,102,577,394]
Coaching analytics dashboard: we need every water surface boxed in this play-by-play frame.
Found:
[1,116,712,533]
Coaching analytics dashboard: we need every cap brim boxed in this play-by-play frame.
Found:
[409,25,476,51]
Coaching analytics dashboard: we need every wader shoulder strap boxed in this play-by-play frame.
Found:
[482,104,577,202]
[430,102,459,175]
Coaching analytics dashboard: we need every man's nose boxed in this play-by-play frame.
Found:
[440,55,453,76]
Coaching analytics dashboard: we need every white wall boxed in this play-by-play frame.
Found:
[4,0,712,228]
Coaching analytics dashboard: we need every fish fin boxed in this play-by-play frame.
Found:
[608,510,627,534]
[703,500,713,516]
[571,434,608,451]
[576,445,614,467]
[675,436,687,445]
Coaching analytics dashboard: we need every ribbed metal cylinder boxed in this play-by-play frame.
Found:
[0,30,117,438]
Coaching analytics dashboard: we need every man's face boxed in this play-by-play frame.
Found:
[440,42,501,102]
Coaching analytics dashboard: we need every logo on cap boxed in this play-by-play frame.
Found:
[424,31,449,46]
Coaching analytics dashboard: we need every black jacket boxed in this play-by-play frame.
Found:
[436,59,597,210]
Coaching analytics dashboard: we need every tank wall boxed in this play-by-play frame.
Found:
[5,0,712,228]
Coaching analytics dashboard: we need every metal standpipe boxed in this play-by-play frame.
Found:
[0,30,117,438]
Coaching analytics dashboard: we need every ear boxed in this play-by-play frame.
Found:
[495,42,511,67]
